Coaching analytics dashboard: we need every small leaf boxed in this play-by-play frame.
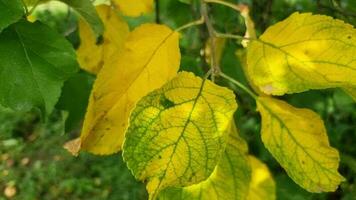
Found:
[123,72,237,200]
[247,12,356,95]
[76,5,129,74]
[112,0,154,17]
[257,97,344,192]
[80,23,180,155]
[247,156,276,200]
[0,20,79,116]
[158,123,251,200]
[0,0,24,31]
[60,0,104,38]
[63,138,81,156]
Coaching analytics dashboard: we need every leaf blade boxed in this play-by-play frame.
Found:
[80,23,181,155]
[247,12,356,95]
[0,20,79,115]
[0,0,24,31]
[257,97,344,192]
[76,5,129,74]
[158,123,251,200]
[123,72,237,199]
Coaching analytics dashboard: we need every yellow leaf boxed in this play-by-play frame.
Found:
[238,4,256,47]
[247,156,276,200]
[112,0,154,17]
[123,72,237,200]
[80,23,180,155]
[158,122,251,200]
[247,12,356,95]
[257,97,344,192]
[343,87,356,101]
[76,5,129,74]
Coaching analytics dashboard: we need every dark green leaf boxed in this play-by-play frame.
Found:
[60,0,104,38]
[0,20,79,116]
[56,71,94,132]
[0,0,24,31]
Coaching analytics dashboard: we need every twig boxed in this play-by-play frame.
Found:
[175,17,204,32]
[200,0,219,80]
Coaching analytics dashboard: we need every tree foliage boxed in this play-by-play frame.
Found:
[0,0,355,199]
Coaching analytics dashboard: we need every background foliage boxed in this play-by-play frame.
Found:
[0,0,355,199]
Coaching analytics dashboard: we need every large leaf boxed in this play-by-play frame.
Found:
[247,156,276,200]
[123,72,237,199]
[0,0,24,31]
[158,123,251,200]
[112,0,154,17]
[80,23,180,155]
[257,97,344,192]
[77,5,129,74]
[0,20,78,116]
[60,0,104,37]
[247,12,356,95]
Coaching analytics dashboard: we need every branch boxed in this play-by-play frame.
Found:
[200,0,220,79]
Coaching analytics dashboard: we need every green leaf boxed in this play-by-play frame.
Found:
[0,20,79,116]
[123,72,237,200]
[56,71,94,132]
[60,0,104,38]
[0,0,24,31]
[158,123,251,200]
[257,97,344,192]
[247,12,356,95]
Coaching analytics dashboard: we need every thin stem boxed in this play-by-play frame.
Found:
[28,0,41,16]
[219,72,258,99]
[200,0,219,80]
[21,0,29,16]
[175,17,204,32]
[204,0,241,12]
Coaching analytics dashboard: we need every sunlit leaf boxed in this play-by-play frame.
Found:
[77,5,129,74]
[257,97,344,192]
[112,0,154,17]
[80,23,180,155]
[247,12,356,95]
[158,122,251,200]
[123,72,237,199]
[247,156,276,200]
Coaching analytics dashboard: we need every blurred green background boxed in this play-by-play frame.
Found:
[0,0,355,199]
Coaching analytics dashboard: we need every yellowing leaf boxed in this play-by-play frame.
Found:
[63,138,81,157]
[113,0,154,17]
[343,87,356,101]
[247,156,276,200]
[123,72,237,200]
[239,4,256,47]
[80,23,180,155]
[257,97,344,192]
[77,5,129,74]
[247,12,356,95]
[158,122,251,200]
